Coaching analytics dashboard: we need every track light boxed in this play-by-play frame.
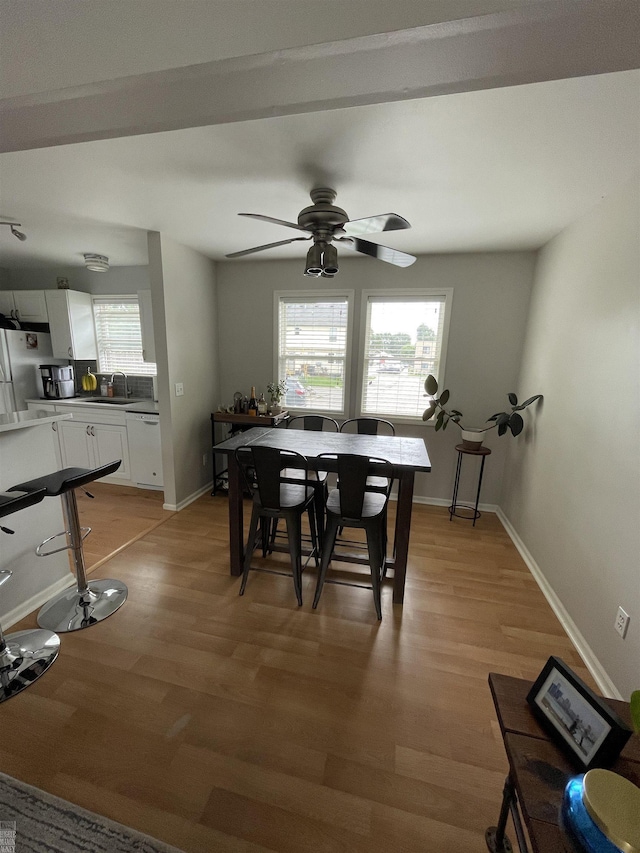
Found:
[0,221,27,241]
[83,253,109,272]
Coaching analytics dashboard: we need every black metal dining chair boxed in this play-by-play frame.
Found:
[312,453,393,620]
[279,415,339,546]
[339,418,395,493]
[235,445,319,606]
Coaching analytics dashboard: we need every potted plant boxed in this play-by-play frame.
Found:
[267,379,287,414]
[422,374,543,449]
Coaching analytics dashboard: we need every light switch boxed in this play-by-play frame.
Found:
[175,382,184,397]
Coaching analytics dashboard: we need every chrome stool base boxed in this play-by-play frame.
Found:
[0,628,60,704]
[37,578,128,632]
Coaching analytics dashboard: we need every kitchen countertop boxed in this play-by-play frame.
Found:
[25,397,159,414]
[0,410,72,433]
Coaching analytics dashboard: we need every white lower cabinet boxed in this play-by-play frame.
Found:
[25,402,63,466]
[57,419,93,468]
[57,420,130,480]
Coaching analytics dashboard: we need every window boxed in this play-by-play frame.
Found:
[92,296,156,375]
[276,293,352,413]
[359,290,452,420]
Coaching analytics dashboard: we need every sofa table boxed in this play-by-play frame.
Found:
[210,411,289,494]
[486,672,640,853]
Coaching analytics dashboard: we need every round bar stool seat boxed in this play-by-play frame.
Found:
[0,489,60,703]
[10,462,128,633]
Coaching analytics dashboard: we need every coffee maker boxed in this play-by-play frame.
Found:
[40,364,76,399]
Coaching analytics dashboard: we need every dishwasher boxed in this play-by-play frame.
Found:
[125,412,163,489]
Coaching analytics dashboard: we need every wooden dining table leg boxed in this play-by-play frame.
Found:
[227,453,244,576]
[393,469,414,604]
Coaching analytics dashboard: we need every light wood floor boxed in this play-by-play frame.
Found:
[5,494,592,852]
[75,483,173,569]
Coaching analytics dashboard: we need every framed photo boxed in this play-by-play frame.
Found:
[527,656,632,768]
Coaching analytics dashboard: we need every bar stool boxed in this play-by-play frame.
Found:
[9,461,128,633]
[0,489,60,703]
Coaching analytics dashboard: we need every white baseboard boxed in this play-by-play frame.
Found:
[496,508,622,700]
[1,573,74,630]
[410,494,498,513]
[163,481,213,512]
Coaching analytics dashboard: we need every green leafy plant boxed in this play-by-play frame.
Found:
[422,374,543,436]
[267,379,287,404]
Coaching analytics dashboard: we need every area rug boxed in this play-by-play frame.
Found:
[0,772,185,853]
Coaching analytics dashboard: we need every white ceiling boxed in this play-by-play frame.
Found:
[0,1,638,270]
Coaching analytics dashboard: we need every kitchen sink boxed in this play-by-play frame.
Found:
[85,397,146,405]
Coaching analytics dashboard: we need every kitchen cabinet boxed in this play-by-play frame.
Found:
[45,289,97,360]
[28,403,131,481]
[25,401,63,466]
[138,289,156,363]
[58,419,130,480]
[0,290,49,323]
[0,291,14,317]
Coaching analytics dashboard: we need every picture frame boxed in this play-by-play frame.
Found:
[526,656,632,768]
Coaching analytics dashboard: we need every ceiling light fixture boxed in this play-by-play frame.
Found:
[0,221,27,241]
[303,241,339,278]
[83,253,109,272]
[305,243,323,277]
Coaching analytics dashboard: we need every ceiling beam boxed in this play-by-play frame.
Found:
[1,0,638,153]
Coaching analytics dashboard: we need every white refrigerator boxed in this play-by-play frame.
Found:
[0,329,63,415]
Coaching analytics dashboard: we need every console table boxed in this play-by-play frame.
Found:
[210,411,289,494]
[487,672,640,853]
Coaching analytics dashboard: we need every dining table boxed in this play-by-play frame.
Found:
[211,426,431,604]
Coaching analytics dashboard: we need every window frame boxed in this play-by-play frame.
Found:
[356,288,453,424]
[92,293,157,376]
[273,290,355,417]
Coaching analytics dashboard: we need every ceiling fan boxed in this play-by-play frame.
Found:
[225,187,416,277]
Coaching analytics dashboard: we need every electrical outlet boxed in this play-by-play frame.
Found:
[202,453,207,467]
[175,382,184,397]
[615,606,630,639]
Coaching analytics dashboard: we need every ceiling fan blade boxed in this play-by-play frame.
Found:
[341,214,411,237]
[226,236,311,259]
[338,237,416,268]
[238,213,310,232]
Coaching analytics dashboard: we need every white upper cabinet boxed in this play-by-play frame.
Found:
[14,290,49,323]
[45,289,97,360]
[138,289,156,363]
[0,290,49,323]
[0,292,16,317]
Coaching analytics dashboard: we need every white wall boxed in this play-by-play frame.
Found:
[216,251,535,504]
[148,233,218,509]
[501,179,640,699]
[6,266,149,294]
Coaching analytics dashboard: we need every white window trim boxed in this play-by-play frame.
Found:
[273,289,355,416]
[356,287,454,424]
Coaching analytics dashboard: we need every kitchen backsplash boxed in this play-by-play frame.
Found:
[74,360,154,400]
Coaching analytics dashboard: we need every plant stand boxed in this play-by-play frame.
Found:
[449,444,491,527]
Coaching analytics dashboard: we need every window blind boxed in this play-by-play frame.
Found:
[277,297,349,413]
[361,294,449,419]
[92,296,156,376]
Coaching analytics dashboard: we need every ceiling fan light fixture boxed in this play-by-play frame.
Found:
[228,187,415,273]
[83,253,109,272]
[323,243,338,276]
[0,221,27,241]
[305,243,323,276]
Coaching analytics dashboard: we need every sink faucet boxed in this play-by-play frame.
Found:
[110,371,130,398]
